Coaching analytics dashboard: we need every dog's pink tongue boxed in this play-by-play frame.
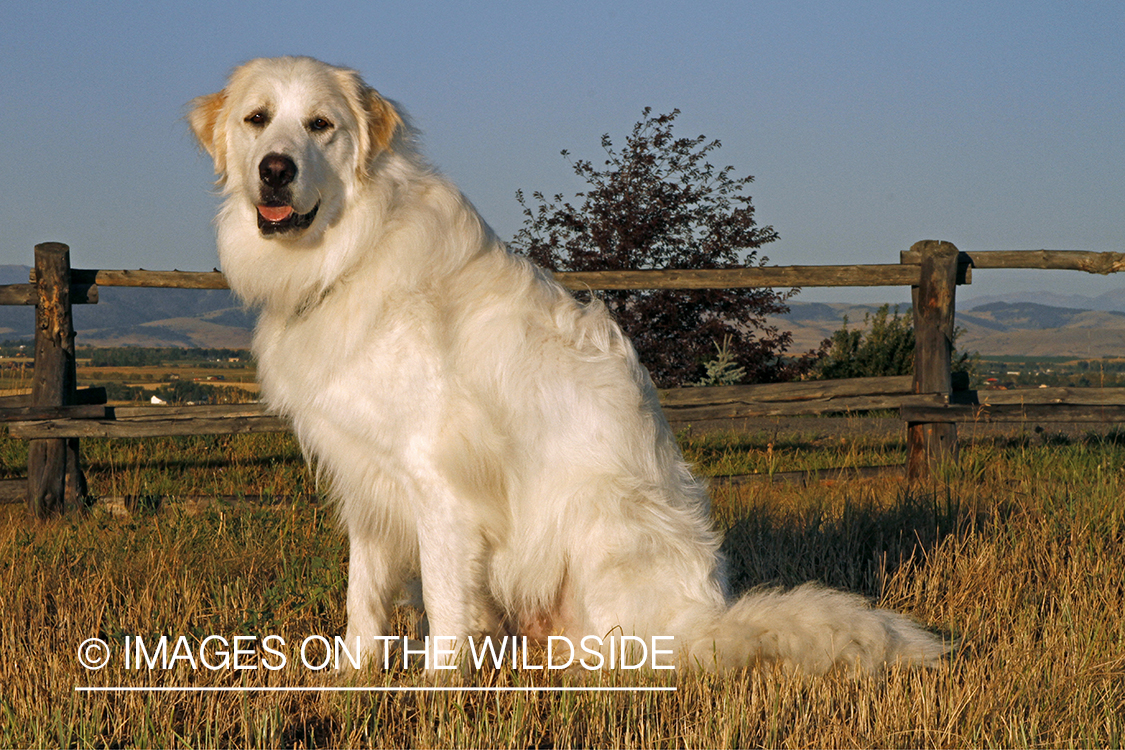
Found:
[258,205,294,222]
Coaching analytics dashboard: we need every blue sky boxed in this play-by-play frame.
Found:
[2,0,1122,304]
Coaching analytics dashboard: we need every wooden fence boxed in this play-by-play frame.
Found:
[4,239,1125,517]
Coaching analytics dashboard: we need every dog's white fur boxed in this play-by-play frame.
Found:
[190,56,947,673]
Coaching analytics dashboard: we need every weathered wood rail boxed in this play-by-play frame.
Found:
[4,240,1125,516]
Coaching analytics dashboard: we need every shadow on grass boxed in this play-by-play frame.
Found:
[718,487,996,600]
[959,424,1125,450]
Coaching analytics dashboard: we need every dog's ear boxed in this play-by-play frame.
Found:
[188,91,228,178]
[334,69,402,178]
[362,88,402,161]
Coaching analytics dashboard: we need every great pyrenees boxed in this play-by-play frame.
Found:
[190,56,946,673]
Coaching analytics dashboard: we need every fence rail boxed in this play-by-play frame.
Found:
[3,241,1124,516]
[900,248,1125,274]
[27,265,921,291]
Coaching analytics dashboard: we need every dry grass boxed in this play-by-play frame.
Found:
[0,426,1123,747]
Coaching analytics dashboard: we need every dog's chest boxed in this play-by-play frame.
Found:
[255,299,448,450]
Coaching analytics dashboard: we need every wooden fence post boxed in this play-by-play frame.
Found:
[27,242,87,516]
[907,239,959,480]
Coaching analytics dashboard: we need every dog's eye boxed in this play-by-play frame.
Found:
[244,111,269,127]
[308,117,334,132]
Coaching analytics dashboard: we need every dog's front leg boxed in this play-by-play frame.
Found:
[344,531,405,669]
[415,506,489,672]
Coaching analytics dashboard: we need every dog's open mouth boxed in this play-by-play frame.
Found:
[257,202,319,235]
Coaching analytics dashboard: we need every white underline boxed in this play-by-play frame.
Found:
[75,686,676,693]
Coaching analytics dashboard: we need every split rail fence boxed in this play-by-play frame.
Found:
[3,240,1125,517]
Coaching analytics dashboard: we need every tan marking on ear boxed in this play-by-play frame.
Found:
[364,89,402,157]
[331,68,401,178]
[188,91,228,177]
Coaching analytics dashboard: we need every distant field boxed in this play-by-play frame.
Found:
[0,426,1122,747]
[76,362,260,400]
[0,352,260,403]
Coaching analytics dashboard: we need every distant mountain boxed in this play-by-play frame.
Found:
[962,288,1125,313]
[960,301,1125,330]
[954,301,1125,358]
[0,265,252,348]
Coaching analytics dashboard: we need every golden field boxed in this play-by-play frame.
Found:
[0,425,1122,747]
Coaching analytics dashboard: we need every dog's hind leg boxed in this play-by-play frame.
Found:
[562,488,728,654]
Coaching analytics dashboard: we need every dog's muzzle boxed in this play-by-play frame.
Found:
[256,153,319,236]
[257,202,319,235]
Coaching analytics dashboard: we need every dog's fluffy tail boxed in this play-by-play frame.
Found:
[688,583,949,674]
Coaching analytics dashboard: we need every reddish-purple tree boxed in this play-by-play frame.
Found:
[512,108,811,387]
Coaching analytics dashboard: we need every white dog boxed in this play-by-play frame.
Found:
[190,56,946,673]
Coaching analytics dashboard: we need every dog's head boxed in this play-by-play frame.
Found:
[189,56,401,240]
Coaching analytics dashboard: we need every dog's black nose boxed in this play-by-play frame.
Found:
[259,153,297,188]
